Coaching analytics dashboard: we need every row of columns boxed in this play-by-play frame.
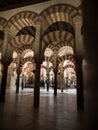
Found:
[0,54,83,110]
[0,24,84,111]
[0,27,10,102]
[33,23,41,107]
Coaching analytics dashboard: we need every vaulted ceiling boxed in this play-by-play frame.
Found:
[0,0,50,11]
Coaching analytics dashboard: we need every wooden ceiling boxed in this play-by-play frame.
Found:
[0,0,50,11]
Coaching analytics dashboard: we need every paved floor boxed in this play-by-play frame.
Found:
[0,88,85,130]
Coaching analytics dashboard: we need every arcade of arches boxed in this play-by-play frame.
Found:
[0,0,83,108]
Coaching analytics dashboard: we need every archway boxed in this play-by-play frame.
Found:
[20,49,35,90]
[63,59,76,89]
[40,44,77,94]
[20,61,35,89]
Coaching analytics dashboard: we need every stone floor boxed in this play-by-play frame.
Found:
[0,88,85,130]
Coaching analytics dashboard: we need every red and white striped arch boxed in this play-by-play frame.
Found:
[39,4,78,31]
[7,11,38,36]
[10,34,34,48]
[42,30,74,48]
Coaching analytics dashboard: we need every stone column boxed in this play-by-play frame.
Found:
[0,54,2,90]
[33,62,41,107]
[0,28,10,102]
[0,63,9,102]
[53,50,58,96]
[33,23,41,107]
[60,62,64,92]
[73,16,84,56]
[73,16,84,110]
[16,56,21,93]
[1,28,9,58]
[82,0,98,129]
[46,60,50,91]
[75,55,84,110]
